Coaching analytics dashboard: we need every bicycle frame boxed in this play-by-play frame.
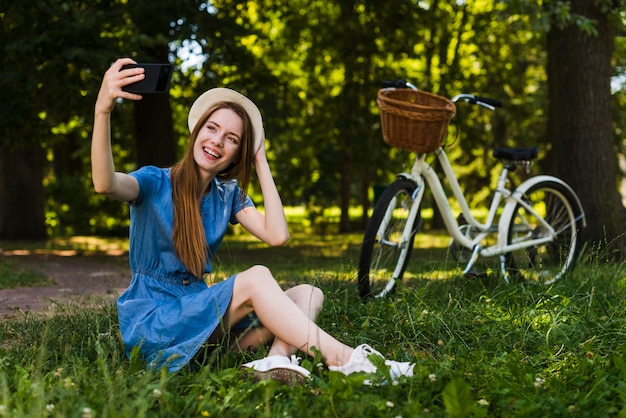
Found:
[357,82,588,299]
[395,147,585,277]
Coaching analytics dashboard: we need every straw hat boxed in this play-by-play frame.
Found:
[187,88,264,153]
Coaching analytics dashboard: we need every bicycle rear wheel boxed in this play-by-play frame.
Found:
[505,180,584,284]
[358,179,420,300]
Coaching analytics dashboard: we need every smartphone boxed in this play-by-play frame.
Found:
[121,63,173,94]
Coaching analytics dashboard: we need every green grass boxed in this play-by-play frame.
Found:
[1,232,626,417]
[0,259,52,289]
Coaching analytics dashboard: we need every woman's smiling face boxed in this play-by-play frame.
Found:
[193,107,243,181]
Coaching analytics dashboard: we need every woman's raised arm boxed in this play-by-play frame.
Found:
[236,138,290,246]
[91,58,143,202]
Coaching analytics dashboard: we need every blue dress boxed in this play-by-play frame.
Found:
[117,166,254,372]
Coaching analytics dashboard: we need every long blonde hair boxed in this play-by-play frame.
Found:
[170,101,254,278]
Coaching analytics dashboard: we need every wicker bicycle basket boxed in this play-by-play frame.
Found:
[377,88,456,153]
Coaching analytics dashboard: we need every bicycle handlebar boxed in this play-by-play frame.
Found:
[381,79,418,90]
[380,80,502,110]
[452,94,502,109]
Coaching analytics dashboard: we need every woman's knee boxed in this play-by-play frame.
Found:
[310,285,324,308]
[237,265,273,282]
[289,284,324,312]
[234,265,279,294]
[231,266,280,316]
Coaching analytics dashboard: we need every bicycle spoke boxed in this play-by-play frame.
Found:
[358,179,419,300]
[505,181,582,284]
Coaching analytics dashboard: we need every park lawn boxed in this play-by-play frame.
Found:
[0,231,625,417]
[0,259,53,289]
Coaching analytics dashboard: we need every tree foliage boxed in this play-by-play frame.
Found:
[0,0,625,252]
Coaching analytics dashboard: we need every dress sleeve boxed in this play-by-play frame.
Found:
[128,166,166,207]
[229,183,255,224]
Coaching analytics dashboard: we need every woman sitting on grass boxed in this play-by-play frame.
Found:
[91,57,414,384]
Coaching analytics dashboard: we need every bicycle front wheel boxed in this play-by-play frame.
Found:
[358,179,420,300]
[505,180,584,285]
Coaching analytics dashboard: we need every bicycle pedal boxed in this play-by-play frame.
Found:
[464,270,487,279]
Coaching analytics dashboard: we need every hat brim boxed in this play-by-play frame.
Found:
[188,88,264,153]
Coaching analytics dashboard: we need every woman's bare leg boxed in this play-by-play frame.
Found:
[228,265,353,367]
[235,283,324,357]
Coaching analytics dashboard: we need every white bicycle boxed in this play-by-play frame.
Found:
[357,80,586,301]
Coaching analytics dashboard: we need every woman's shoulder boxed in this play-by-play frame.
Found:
[213,177,239,193]
[129,166,172,201]
[211,179,253,213]
[132,165,170,177]
[213,178,246,200]
[130,166,171,185]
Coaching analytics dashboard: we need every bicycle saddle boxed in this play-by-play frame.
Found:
[492,147,538,161]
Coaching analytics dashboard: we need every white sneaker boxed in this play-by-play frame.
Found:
[328,344,414,385]
[242,355,310,385]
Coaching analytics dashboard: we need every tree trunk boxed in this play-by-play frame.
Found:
[360,166,371,230]
[134,93,177,168]
[0,145,47,240]
[337,0,358,234]
[546,0,626,258]
[52,132,83,179]
[339,142,352,233]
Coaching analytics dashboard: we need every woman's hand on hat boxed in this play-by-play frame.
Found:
[95,58,144,115]
[253,135,267,166]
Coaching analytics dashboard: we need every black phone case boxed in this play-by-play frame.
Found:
[121,64,172,94]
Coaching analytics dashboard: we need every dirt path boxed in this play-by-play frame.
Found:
[0,251,130,316]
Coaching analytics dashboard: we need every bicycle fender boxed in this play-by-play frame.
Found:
[498,175,587,246]
[396,172,413,181]
[395,173,422,195]
[518,175,584,226]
